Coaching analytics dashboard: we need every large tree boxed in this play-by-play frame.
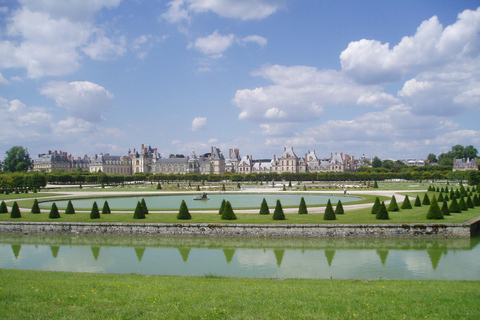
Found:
[3,146,32,172]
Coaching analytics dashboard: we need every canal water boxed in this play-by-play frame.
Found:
[41,193,360,210]
[1,234,479,280]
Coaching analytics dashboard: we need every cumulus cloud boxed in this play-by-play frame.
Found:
[82,31,126,61]
[234,65,382,123]
[0,0,123,78]
[40,81,114,123]
[0,72,9,85]
[191,117,207,131]
[190,30,235,58]
[340,8,480,85]
[162,0,285,23]
[190,31,267,58]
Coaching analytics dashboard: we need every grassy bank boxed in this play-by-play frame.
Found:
[0,269,478,319]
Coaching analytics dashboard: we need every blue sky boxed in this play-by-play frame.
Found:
[1,0,479,162]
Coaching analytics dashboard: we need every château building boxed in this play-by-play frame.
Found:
[453,158,478,171]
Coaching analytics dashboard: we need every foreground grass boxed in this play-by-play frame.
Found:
[0,269,478,319]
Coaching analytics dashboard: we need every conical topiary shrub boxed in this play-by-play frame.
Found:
[90,201,100,219]
[134,201,146,219]
[31,199,41,214]
[441,199,450,216]
[455,189,461,199]
[219,199,226,215]
[459,197,468,211]
[444,194,449,201]
[437,192,444,203]
[387,195,399,212]
[426,195,443,220]
[177,200,191,220]
[273,199,285,220]
[102,201,111,214]
[466,195,474,209]
[373,180,378,188]
[474,194,480,206]
[375,202,389,220]
[141,198,148,215]
[49,203,61,219]
[10,202,21,218]
[156,183,162,190]
[401,195,412,209]
[422,193,430,206]
[371,197,381,215]
[298,197,308,214]
[0,200,8,213]
[221,201,237,220]
[65,200,75,214]
[323,199,336,220]
[414,195,422,207]
[259,198,270,215]
[449,197,461,213]
[449,189,455,199]
[334,200,344,215]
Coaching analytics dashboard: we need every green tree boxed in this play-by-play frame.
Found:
[422,193,430,206]
[298,197,308,214]
[334,200,344,215]
[219,199,226,215]
[414,195,422,207]
[3,146,32,172]
[102,201,111,214]
[221,201,237,220]
[387,195,399,211]
[49,203,61,219]
[141,198,148,215]
[90,201,100,219]
[371,197,381,215]
[31,199,40,214]
[426,195,444,220]
[437,192,444,202]
[323,199,336,220]
[65,200,75,214]
[372,156,382,168]
[473,194,480,206]
[177,200,191,220]
[10,201,21,218]
[466,195,474,208]
[427,153,437,164]
[459,197,468,211]
[376,202,389,220]
[259,198,270,215]
[134,201,146,219]
[273,199,285,220]
[373,180,379,188]
[0,200,7,213]
[449,197,461,213]
[441,199,450,216]
[401,195,412,209]
[467,171,480,186]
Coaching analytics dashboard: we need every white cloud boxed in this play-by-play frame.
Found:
[239,35,267,47]
[191,117,207,131]
[40,81,114,123]
[234,65,379,123]
[340,8,480,85]
[163,0,285,23]
[190,30,235,58]
[82,31,126,61]
[0,72,9,84]
[0,0,123,78]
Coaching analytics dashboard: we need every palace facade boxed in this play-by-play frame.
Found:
[32,145,361,175]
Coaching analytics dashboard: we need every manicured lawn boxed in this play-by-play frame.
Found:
[0,269,478,319]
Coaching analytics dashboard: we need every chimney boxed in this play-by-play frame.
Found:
[141,144,144,150]
[305,153,307,161]
[154,148,158,158]
[341,152,343,160]
[229,149,232,158]
[284,147,286,152]
[211,146,214,154]
[48,150,52,155]
[331,152,333,160]
[144,147,147,155]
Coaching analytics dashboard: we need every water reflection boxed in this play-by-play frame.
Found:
[1,234,479,280]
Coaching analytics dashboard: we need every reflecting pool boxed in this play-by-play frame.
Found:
[41,193,360,210]
[1,234,479,280]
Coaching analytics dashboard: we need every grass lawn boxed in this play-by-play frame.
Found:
[0,269,478,319]
[1,191,479,224]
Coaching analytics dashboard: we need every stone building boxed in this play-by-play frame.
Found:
[130,144,159,173]
[33,150,90,172]
[89,154,132,174]
[453,158,478,171]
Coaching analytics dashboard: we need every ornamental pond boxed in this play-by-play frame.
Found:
[41,193,361,210]
[2,234,479,280]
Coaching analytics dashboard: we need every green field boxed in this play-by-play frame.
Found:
[0,269,478,319]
